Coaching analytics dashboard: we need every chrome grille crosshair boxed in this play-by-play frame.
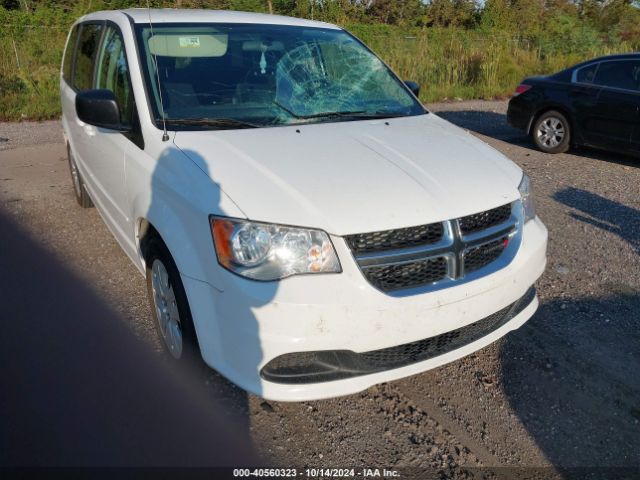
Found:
[344,202,523,295]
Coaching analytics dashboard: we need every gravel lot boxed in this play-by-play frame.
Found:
[1,100,639,477]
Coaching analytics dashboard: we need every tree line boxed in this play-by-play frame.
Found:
[1,0,637,121]
[2,0,639,46]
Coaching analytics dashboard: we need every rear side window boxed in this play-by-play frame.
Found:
[62,25,80,82]
[593,60,640,92]
[96,26,134,126]
[574,63,598,84]
[73,23,103,91]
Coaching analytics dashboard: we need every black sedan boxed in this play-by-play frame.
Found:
[507,53,640,155]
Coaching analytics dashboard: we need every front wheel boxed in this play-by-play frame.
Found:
[532,110,571,154]
[145,238,200,364]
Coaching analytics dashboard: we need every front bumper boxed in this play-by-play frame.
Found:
[183,217,547,401]
[261,287,535,384]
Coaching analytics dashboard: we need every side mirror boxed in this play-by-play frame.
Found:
[404,80,421,98]
[75,89,129,132]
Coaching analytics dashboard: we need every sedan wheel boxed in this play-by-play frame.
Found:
[532,110,571,154]
[537,117,565,148]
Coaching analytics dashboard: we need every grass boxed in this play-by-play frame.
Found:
[351,26,631,103]
[0,27,67,121]
[0,22,634,121]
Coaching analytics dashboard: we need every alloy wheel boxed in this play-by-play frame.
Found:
[151,259,183,359]
[536,116,566,149]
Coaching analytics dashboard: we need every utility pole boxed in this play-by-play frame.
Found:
[267,0,273,14]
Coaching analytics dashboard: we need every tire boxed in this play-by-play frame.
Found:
[145,237,201,365]
[531,110,571,154]
[67,145,93,208]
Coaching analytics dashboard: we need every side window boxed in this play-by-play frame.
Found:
[73,23,103,91]
[593,61,640,92]
[574,63,598,84]
[62,25,80,82]
[96,26,134,126]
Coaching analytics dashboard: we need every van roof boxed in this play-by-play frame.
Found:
[80,8,340,30]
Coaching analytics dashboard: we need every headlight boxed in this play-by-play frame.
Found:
[518,173,536,222]
[210,217,341,281]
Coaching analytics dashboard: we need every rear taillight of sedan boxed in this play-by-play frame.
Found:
[513,84,532,96]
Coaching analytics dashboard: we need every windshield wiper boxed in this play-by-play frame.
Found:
[272,101,409,122]
[298,110,368,119]
[296,110,410,123]
[160,118,262,129]
[344,111,411,119]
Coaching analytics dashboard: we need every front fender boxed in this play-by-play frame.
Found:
[128,145,245,288]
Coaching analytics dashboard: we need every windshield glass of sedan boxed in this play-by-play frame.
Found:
[135,23,424,127]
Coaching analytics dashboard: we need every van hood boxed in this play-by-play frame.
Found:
[174,113,522,235]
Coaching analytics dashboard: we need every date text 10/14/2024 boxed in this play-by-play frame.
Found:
[233,468,401,478]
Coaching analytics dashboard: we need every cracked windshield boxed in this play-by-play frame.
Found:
[135,23,425,128]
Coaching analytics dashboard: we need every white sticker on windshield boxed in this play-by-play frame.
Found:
[179,37,201,48]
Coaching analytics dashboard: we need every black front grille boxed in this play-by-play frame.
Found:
[464,236,509,274]
[459,204,512,235]
[346,202,517,294]
[362,257,448,292]
[344,222,444,255]
[261,288,536,384]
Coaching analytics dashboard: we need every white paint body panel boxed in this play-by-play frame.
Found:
[174,114,522,235]
[60,9,548,401]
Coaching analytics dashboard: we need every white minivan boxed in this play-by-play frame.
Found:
[61,8,547,401]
